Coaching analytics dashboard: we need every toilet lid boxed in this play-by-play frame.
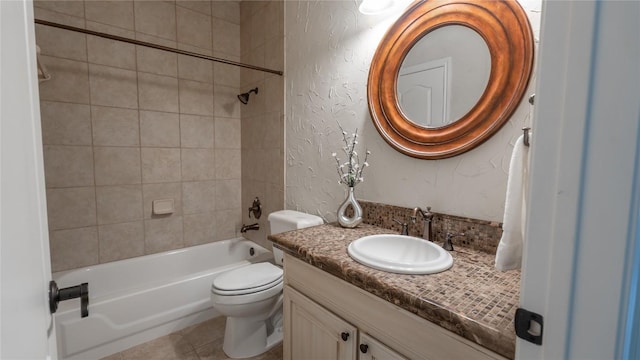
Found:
[212,263,283,295]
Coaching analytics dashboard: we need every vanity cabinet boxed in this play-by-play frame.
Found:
[284,285,357,359]
[282,253,507,360]
[284,285,405,360]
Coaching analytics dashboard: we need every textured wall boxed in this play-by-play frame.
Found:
[35,0,243,272]
[285,0,541,223]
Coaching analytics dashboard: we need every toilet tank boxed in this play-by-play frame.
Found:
[268,210,323,265]
[267,210,323,235]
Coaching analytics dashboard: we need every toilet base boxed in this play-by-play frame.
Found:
[222,316,283,359]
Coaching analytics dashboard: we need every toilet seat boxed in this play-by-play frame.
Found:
[212,263,283,296]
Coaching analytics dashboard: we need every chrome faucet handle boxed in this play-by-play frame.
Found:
[393,219,409,235]
[444,232,465,251]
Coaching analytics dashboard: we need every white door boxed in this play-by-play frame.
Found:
[519,0,640,359]
[397,57,451,127]
[0,0,57,359]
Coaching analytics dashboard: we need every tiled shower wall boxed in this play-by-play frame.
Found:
[239,1,285,250]
[35,0,246,272]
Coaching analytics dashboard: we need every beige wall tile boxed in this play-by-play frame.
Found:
[141,148,182,183]
[215,149,241,179]
[180,114,213,148]
[91,106,140,147]
[89,64,138,109]
[264,38,284,72]
[144,216,184,253]
[50,227,99,272]
[179,80,213,116]
[212,20,240,57]
[35,24,87,61]
[214,208,240,240]
[177,0,211,16]
[182,181,215,214]
[34,6,85,28]
[34,0,85,18]
[177,42,213,57]
[213,85,240,118]
[98,221,144,262]
[40,101,92,145]
[138,72,179,113]
[134,1,177,41]
[183,212,215,246]
[87,37,136,70]
[177,6,212,50]
[177,55,212,82]
[213,60,239,87]
[135,32,177,48]
[181,149,214,181]
[43,145,94,188]
[143,182,182,218]
[96,185,143,224]
[264,1,283,41]
[212,1,239,24]
[47,187,97,230]
[137,46,178,77]
[85,1,134,30]
[264,148,284,186]
[215,179,241,210]
[94,147,142,185]
[86,21,136,38]
[214,117,240,149]
[38,56,90,104]
[261,112,284,148]
[140,111,180,147]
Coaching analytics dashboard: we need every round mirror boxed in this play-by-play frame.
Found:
[397,25,490,128]
[368,0,534,159]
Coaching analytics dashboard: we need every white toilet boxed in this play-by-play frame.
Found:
[210,210,323,358]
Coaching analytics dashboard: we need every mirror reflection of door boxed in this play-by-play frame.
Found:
[396,25,491,128]
[398,57,452,127]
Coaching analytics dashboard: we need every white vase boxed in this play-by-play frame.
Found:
[337,186,363,228]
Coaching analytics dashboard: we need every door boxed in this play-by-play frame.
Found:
[519,0,640,358]
[284,286,357,360]
[0,0,57,358]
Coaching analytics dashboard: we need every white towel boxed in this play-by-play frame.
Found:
[495,134,529,271]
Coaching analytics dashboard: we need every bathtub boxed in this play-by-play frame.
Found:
[53,238,272,360]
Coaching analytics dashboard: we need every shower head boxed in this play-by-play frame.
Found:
[238,87,259,104]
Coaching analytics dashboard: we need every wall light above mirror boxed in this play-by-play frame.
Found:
[367,0,534,159]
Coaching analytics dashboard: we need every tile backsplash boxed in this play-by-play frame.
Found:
[358,201,503,254]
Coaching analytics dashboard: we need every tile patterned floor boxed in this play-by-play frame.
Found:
[101,317,283,360]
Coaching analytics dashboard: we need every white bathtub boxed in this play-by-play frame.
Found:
[53,238,272,360]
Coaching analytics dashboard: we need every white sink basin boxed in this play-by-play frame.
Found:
[347,234,453,274]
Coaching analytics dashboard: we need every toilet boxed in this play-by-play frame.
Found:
[211,210,323,358]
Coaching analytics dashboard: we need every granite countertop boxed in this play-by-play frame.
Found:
[269,223,521,359]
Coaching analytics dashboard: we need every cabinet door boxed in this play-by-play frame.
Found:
[358,333,408,360]
[284,285,357,360]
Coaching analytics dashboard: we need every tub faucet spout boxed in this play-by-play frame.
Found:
[241,223,260,233]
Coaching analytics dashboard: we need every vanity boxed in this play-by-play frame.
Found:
[269,222,520,360]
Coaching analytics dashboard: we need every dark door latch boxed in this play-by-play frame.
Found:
[515,307,543,345]
[49,280,89,318]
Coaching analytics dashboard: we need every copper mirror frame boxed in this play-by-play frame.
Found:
[367,0,534,159]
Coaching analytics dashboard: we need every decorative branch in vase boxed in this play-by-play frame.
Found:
[332,123,370,228]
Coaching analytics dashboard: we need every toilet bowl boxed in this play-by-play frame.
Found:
[210,210,323,358]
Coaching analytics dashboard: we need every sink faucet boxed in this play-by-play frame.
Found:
[411,206,433,241]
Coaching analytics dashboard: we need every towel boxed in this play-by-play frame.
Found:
[495,134,529,271]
